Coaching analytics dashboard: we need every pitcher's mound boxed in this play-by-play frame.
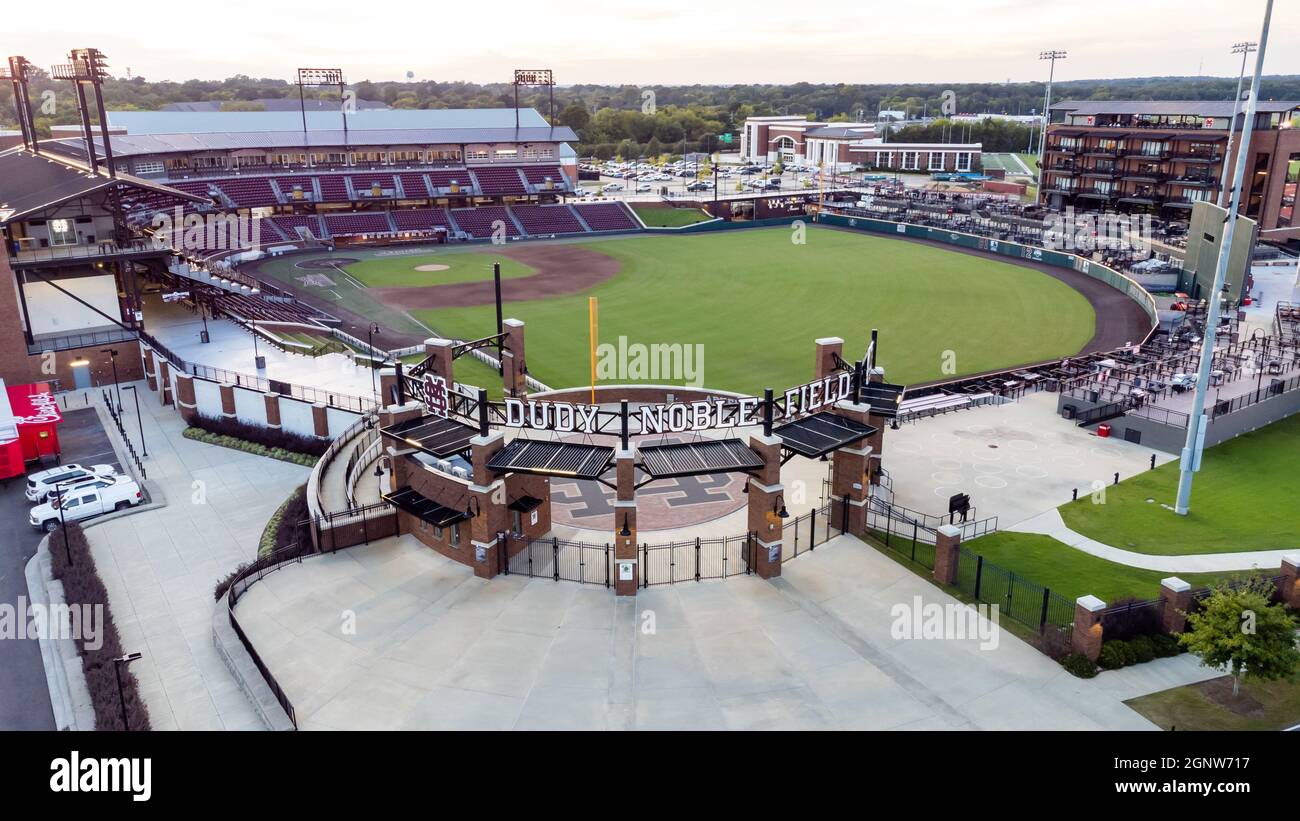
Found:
[414,264,451,272]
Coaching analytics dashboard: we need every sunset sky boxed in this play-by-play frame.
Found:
[4,0,1294,86]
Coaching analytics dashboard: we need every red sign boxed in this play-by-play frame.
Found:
[8,383,63,426]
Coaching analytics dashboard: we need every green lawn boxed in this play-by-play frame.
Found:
[400,351,503,401]
[1059,413,1300,554]
[411,227,1096,394]
[343,252,533,288]
[631,205,713,228]
[961,532,1246,603]
[1125,676,1300,731]
[1016,153,1039,174]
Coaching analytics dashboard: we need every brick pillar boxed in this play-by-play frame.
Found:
[502,318,527,398]
[1280,555,1300,609]
[614,449,638,596]
[263,393,282,429]
[746,433,783,579]
[814,336,844,380]
[829,399,873,535]
[468,431,509,580]
[142,348,157,392]
[1071,595,1106,661]
[219,383,236,419]
[174,373,199,425]
[157,360,173,406]
[1159,577,1192,634]
[378,367,398,409]
[864,367,887,484]
[932,524,961,585]
[422,338,455,386]
[378,402,424,430]
[311,403,329,438]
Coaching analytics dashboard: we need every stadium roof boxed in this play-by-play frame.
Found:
[103,108,553,134]
[803,126,873,139]
[0,149,205,224]
[45,125,581,160]
[1051,99,1300,117]
[161,99,389,113]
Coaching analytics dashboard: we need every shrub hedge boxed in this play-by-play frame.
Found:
[49,523,152,731]
[1060,652,1098,678]
[182,424,320,467]
[188,413,328,457]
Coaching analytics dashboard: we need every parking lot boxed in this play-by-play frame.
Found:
[0,404,121,730]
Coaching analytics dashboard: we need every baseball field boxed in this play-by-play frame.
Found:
[252,226,1100,395]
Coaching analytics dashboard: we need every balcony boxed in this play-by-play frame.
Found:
[1081,167,1121,180]
[1075,187,1117,200]
[8,238,170,269]
[1047,163,1079,175]
[1121,170,1168,184]
[26,325,140,356]
[1082,146,1123,158]
[1169,175,1217,188]
[1169,152,1222,164]
[1046,144,1083,155]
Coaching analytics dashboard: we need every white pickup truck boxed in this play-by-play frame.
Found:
[29,477,144,532]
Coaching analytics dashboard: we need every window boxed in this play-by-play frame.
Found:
[928,152,946,171]
[512,510,523,534]
[466,149,489,161]
[1277,153,1299,228]
[47,219,78,246]
[956,152,972,172]
[133,160,164,175]
[876,151,892,168]
[495,148,518,160]
[451,523,461,546]
[902,151,919,170]
[434,526,444,540]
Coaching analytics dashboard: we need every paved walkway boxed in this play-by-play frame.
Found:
[80,380,310,730]
[235,533,1219,730]
[1009,509,1298,573]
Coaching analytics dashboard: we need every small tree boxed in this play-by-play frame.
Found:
[1179,577,1300,697]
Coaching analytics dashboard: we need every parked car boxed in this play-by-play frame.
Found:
[1170,373,1198,393]
[601,183,623,192]
[29,477,144,532]
[685,181,711,192]
[25,463,118,503]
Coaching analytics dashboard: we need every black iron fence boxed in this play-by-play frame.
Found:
[951,547,1077,634]
[313,501,399,553]
[225,543,307,729]
[502,535,613,585]
[101,389,148,480]
[640,533,757,585]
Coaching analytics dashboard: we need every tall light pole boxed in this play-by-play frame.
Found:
[367,323,381,407]
[1036,50,1067,197]
[99,348,122,412]
[1176,0,1273,516]
[1218,41,1258,207]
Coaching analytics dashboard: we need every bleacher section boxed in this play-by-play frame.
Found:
[316,175,352,202]
[321,212,392,237]
[451,206,521,238]
[397,173,430,198]
[573,202,639,231]
[426,169,472,192]
[349,175,398,199]
[390,208,453,232]
[511,204,584,236]
[211,177,278,208]
[274,176,316,202]
[470,166,528,196]
[214,292,326,324]
[520,165,565,187]
[271,214,324,240]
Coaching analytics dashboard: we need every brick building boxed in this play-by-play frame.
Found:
[739,115,981,173]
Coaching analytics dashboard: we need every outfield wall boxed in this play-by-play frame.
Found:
[816,212,1161,340]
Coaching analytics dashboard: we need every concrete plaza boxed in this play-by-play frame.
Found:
[235,533,1216,730]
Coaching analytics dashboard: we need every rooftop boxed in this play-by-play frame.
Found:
[1052,99,1300,118]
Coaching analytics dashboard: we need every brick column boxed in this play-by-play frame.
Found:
[746,433,784,579]
[468,431,509,580]
[378,367,398,409]
[1280,555,1300,609]
[311,403,330,438]
[422,338,455,386]
[263,393,282,429]
[174,373,199,425]
[829,399,873,535]
[932,524,961,585]
[1159,577,1192,634]
[502,318,527,398]
[157,360,173,406]
[219,383,237,419]
[613,448,638,596]
[814,336,844,380]
[1071,595,1106,661]
[142,348,157,392]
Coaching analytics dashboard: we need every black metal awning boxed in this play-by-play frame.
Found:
[508,495,543,513]
[859,382,906,419]
[384,486,468,527]
[638,438,764,478]
[775,411,878,459]
[487,439,614,480]
[382,414,479,458]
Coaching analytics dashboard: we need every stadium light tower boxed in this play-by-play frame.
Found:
[1035,50,1067,195]
[1217,41,1258,207]
[1176,0,1273,516]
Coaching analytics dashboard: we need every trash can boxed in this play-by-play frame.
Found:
[1097,424,1112,438]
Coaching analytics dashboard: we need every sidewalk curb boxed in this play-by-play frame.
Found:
[25,538,96,731]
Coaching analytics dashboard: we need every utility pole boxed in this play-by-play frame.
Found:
[1218,41,1258,207]
[1036,50,1067,196]
[1176,0,1273,515]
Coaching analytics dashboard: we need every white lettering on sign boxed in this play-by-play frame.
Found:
[16,392,61,425]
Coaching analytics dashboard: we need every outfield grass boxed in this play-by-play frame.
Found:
[411,227,1096,394]
[631,205,713,228]
[342,252,533,288]
[1016,153,1039,174]
[400,351,504,400]
[1059,413,1300,554]
[961,532,1247,603]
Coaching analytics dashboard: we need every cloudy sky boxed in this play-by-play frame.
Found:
[4,0,1295,85]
